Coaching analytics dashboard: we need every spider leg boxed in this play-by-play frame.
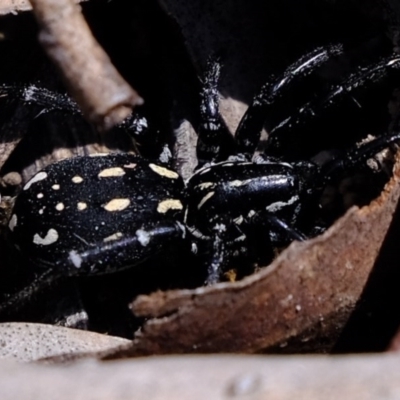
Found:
[0,83,80,114]
[63,221,187,275]
[292,131,400,233]
[204,233,225,285]
[267,54,400,158]
[0,221,187,314]
[0,83,166,157]
[319,131,400,186]
[204,223,231,285]
[0,268,55,316]
[197,59,236,166]
[234,44,344,156]
[248,212,307,246]
[203,212,308,285]
[115,111,168,160]
[231,212,305,269]
[223,212,307,270]
[252,153,284,164]
[0,264,89,328]
[265,215,307,243]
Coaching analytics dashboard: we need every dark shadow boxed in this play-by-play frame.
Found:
[333,195,400,352]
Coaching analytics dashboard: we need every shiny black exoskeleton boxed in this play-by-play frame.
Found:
[9,153,185,275]
[186,131,400,283]
[3,43,400,312]
[3,153,187,312]
[187,45,400,282]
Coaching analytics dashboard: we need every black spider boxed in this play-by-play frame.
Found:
[1,44,400,315]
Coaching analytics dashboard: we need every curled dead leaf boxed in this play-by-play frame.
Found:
[0,322,130,362]
[104,154,400,357]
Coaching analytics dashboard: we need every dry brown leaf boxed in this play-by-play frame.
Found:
[0,141,20,170]
[0,322,130,362]
[387,325,400,352]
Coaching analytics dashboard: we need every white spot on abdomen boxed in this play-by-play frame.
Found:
[52,184,60,190]
[72,175,83,184]
[37,193,44,199]
[124,163,137,169]
[157,199,183,213]
[98,167,126,178]
[33,229,59,245]
[55,202,65,211]
[104,198,130,212]
[23,172,48,190]
[149,163,179,179]
[77,202,87,211]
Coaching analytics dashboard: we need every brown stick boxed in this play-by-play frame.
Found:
[0,0,87,15]
[29,0,143,131]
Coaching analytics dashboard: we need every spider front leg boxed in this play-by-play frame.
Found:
[205,219,256,285]
[233,212,306,270]
[294,131,400,234]
[234,44,344,157]
[266,54,400,159]
[203,212,308,285]
[196,59,237,166]
[0,83,172,161]
[319,131,400,185]
[0,83,80,114]
[196,45,344,166]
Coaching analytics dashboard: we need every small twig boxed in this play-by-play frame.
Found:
[0,0,87,16]
[29,0,143,131]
